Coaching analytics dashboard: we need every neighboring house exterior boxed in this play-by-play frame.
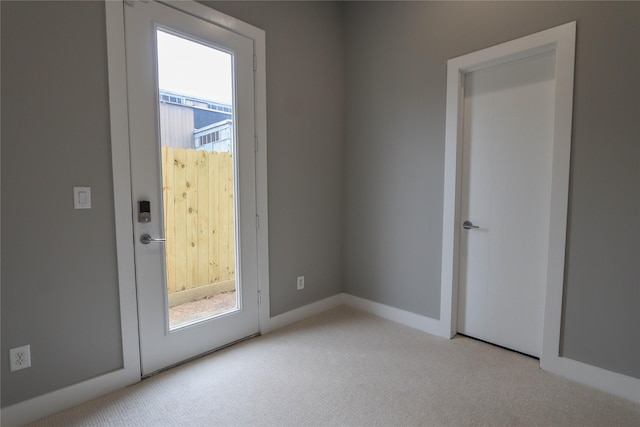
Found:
[194,119,233,152]
[159,90,233,152]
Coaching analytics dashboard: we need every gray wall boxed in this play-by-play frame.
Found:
[206,1,346,316]
[343,1,639,379]
[1,1,123,406]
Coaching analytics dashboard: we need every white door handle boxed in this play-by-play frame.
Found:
[463,220,480,230]
[140,234,166,244]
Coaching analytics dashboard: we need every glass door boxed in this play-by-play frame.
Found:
[125,0,259,375]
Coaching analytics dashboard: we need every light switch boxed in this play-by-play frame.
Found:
[73,186,91,209]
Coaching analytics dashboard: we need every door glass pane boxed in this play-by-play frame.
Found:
[156,29,238,330]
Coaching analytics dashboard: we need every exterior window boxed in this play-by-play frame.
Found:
[195,130,221,148]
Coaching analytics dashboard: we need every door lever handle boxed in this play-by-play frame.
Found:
[140,234,166,245]
[462,220,480,230]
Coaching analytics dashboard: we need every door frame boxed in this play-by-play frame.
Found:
[2,2,269,424]
[439,22,576,365]
[439,25,640,400]
[107,0,270,379]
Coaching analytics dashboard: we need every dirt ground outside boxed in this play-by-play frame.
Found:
[168,290,237,327]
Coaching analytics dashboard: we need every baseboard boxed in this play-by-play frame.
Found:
[260,294,346,334]
[542,355,640,404]
[261,293,444,339]
[263,294,443,338]
[342,294,444,337]
[0,366,139,427]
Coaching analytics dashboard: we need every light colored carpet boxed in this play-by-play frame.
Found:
[29,306,640,426]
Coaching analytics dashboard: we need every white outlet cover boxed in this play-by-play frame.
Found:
[9,344,31,372]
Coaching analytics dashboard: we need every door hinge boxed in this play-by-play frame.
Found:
[254,136,258,153]
[257,290,261,305]
[253,54,257,72]
[256,214,260,230]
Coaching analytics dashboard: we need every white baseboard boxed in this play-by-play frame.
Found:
[1,366,139,427]
[542,355,640,404]
[260,294,346,334]
[261,293,445,338]
[342,294,444,337]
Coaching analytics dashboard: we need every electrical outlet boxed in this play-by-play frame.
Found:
[9,345,31,372]
[297,276,304,290]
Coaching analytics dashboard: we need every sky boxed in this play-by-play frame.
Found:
[156,30,233,105]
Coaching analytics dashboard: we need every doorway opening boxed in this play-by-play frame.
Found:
[439,22,576,367]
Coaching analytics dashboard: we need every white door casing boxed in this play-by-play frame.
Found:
[440,22,576,365]
[441,23,640,403]
[457,51,556,357]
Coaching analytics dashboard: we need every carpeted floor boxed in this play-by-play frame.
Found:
[29,306,640,426]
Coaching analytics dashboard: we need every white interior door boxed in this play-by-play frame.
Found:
[125,0,259,375]
[457,51,556,357]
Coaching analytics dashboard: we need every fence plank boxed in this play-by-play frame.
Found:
[162,147,176,294]
[219,153,230,280]
[227,154,236,278]
[197,150,209,287]
[229,154,236,279]
[185,149,199,289]
[209,151,220,283]
[173,148,188,291]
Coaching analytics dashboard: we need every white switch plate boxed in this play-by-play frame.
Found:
[73,187,91,209]
[297,276,304,290]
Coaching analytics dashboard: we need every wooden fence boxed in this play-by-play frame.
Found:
[161,147,236,295]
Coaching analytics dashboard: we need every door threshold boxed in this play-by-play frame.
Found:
[142,332,261,379]
[456,333,540,361]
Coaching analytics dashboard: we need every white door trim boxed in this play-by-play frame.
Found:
[105,0,141,383]
[440,22,640,403]
[125,0,271,349]
[0,2,269,425]
[440,22,576,350]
